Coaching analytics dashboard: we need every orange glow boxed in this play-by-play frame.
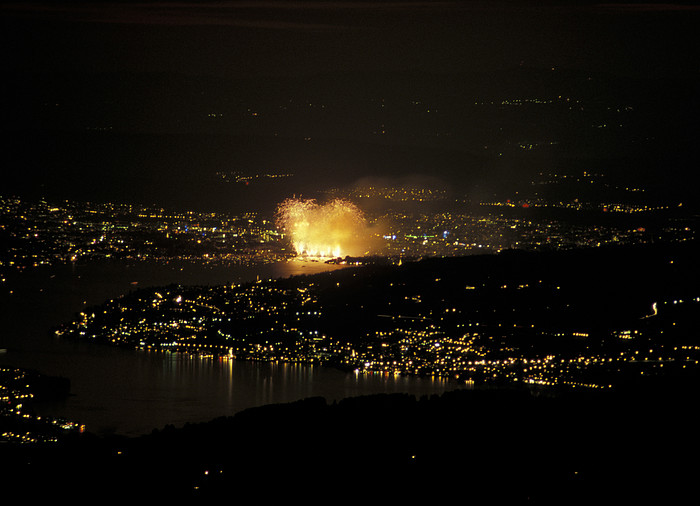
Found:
[275,198,367,258]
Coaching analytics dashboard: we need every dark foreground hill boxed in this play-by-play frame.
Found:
[6,241,700,502]
[4,378,699,503]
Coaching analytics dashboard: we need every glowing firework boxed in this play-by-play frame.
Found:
[276,198,367,258]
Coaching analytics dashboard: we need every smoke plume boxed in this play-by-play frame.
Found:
[275,198,373,257]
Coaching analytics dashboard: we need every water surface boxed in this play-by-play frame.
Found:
[0,259,459,436]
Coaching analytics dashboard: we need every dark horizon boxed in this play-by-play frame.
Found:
[2,3,700,499]
[3,1,700,216]
[4,1,700,77]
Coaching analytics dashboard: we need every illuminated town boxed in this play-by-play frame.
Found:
[0,195,285,271]
[2,2,700,500]
[2,167,695,275]
[0,365,83,443]
[50,233,699,391]
[3,169,697,446]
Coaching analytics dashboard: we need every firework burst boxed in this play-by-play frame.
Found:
[275,198,367,258]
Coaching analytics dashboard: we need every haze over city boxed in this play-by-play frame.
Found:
[1,1,699,502]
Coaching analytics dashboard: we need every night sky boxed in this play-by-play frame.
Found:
[2,1,700,211]
[4,1,700,78]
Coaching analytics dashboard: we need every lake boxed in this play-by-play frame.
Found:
[0,259,461,436]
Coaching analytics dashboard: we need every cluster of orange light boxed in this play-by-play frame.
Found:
[275,198,367,258]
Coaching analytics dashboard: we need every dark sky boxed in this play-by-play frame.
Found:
[3,1,700,79]
[2,1,699,211]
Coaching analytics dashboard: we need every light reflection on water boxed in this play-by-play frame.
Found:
[0,259,462,437]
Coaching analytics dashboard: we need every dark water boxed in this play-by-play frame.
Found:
[0,259,458,436]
